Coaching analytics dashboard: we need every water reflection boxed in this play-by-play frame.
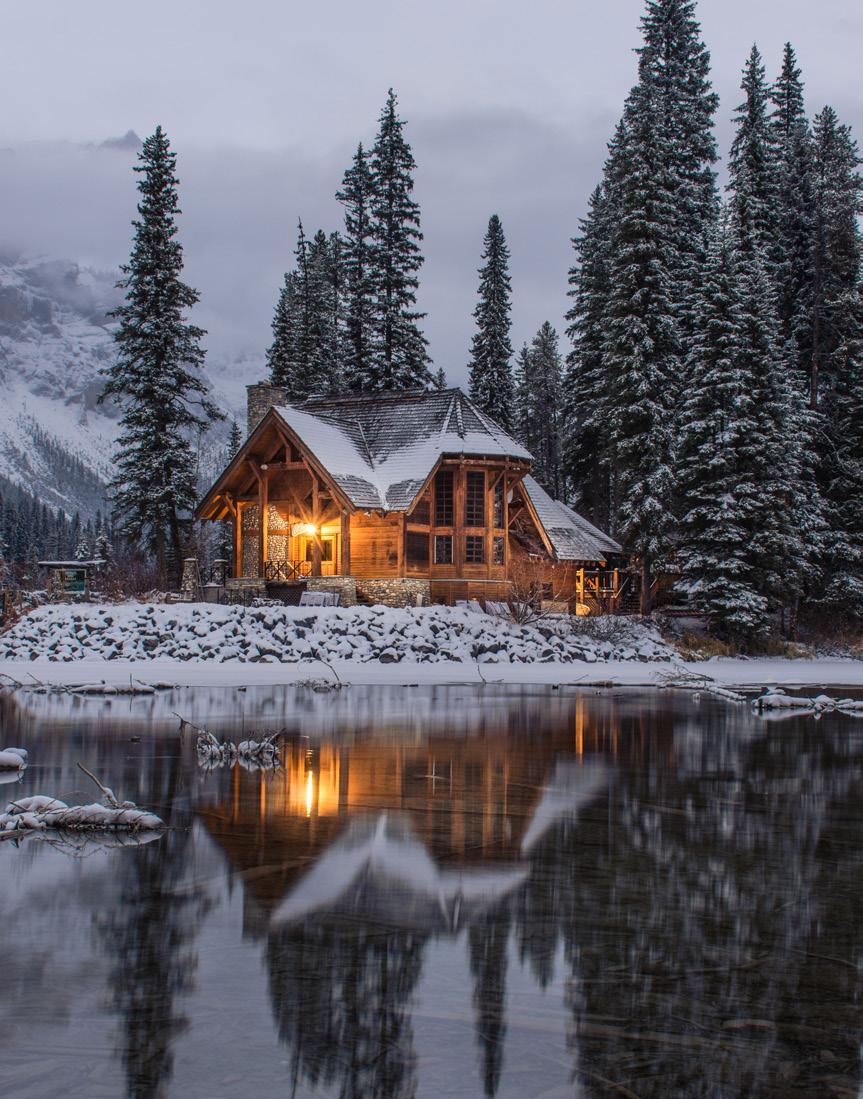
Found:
[2,686,863,1098]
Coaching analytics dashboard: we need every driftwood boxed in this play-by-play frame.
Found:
[0,762,164,838]
[194,726,282,771]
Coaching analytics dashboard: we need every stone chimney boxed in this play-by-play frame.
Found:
[247,382,288,436]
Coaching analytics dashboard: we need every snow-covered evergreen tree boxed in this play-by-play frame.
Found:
[728,46,779,259]
[367,89,431,390]
[678,216,816,639]
[100,127,220,587]
[267,222,343,399]
[75,530,92,561]
[336,143,376,391]
[637,0,719,312]
[519,323,563,499]
[227,419,243,456]
[563,182,615,527]
[468,215,515,430]
[770,43,816,381]
[809,107,863,407]
[603,68,682,611]
[266,270,302,392]
[677,219,769,639]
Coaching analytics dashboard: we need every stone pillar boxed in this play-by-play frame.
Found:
[247,382,289,436]
[211,558,228,585]
[181,557,202,602]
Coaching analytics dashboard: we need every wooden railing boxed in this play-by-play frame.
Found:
[264,560,312,582]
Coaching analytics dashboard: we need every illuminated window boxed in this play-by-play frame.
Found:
[465,535,484,564]
[465,470,485,526]
[434,534,453,564]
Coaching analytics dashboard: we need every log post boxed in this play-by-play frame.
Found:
[340,510,351,576]
[259,467,269,579]
[311,476,322,577]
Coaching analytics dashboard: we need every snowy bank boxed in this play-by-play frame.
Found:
[0,604,861,691]
[0,602,672,668]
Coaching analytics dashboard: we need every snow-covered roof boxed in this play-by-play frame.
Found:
[521,476,622,562]
[273,388,532,511]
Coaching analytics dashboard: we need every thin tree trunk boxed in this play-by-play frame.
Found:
[639,555,652,616]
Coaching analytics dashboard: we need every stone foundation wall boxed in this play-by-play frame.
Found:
[305,576,358,607]
[356,578,431,608]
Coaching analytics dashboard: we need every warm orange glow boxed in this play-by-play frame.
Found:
[305,770,314,817]
[291,522,318,538]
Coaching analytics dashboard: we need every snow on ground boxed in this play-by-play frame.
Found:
[0,603,860,690]
[0,602,671,667]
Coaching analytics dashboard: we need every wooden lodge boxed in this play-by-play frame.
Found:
[195,385,626,610]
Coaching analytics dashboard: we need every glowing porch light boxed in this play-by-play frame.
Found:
[305,770,314,817]
[291,522,319,538]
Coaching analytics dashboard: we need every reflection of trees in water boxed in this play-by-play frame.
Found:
[96,743,211,1099]
[469,903,511,1097]
[554,718,863,1098]
[267,921,424,1099]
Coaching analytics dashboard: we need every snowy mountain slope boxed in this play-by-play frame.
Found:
[0,253,254,517]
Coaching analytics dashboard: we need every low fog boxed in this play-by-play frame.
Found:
[1,0,861,384]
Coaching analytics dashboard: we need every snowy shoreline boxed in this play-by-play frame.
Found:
[1,655,861,691]
[0,603,859,691]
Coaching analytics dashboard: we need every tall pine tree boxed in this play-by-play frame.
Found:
[468,215,515,430]
[100,127,220,586]
[336,143,376,390]
[518,323,563,499]
[728,45,779,259]
[603,66,682,611]
[367,89,431,390]
[770,43,816,380]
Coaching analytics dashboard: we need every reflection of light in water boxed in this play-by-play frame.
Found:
[306,770,314,817]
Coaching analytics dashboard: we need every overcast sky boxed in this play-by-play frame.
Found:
[2,0,862,387]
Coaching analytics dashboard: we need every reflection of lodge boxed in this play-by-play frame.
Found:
[197,695,624,936]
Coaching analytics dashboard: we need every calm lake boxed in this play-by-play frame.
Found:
[2,684,862,1099]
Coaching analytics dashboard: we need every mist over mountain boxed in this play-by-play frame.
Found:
[0,252,249,519]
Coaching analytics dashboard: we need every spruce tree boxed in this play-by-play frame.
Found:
[770,43,816,379]
[227,419,243,456]
[267,222,344,399]
[810,107,863,407]
[367,89,431,390]
[336,143,376,390]
[735,252,814,617]
[100,127,220,586]
[637,0,719,308]
[677,219,770,640]
[728,45,779,259]
[519,323,564,499]
[468,215,515,430]
[563,182,615,527]
[266,270,302,391]
[602,69,682,611]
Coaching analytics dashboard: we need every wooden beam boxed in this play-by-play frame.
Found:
[454,462,466,574]
[340,510,351,575]
[235,502,244,578]
[259,467,269,578]
[311,476,322,576]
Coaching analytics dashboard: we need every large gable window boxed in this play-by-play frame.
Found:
[465,471,485,527]
[434,470,454,526]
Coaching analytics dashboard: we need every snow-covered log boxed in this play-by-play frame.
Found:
[1,795,164,836]
[754,690,863,716]
[0,747,28,771]
[196,729,281,771]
